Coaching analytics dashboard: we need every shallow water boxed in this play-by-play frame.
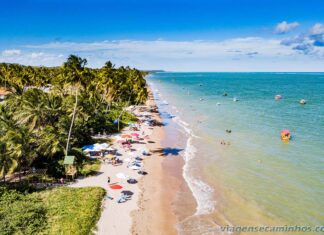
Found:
[148,72,324,234]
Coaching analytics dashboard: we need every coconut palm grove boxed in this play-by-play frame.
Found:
[0,55,148,234]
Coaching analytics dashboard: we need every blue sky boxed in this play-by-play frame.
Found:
[1,0,324,71]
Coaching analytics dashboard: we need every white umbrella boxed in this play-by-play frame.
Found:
[114,135,123,141]
[116,173,128,179]
[107,147,115,151]
[100,143,109,149]
[130,165,141,170]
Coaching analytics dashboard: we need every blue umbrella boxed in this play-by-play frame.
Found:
[82,145,94,150]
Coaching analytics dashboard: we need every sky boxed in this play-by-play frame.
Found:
[0,0,324,71]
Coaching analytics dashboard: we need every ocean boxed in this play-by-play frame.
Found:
[147,72,324,234]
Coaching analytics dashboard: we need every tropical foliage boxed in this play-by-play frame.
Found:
[0,186,105,235]
[0,55,148,178]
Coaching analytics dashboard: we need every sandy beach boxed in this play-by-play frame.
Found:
[69,87,182,235]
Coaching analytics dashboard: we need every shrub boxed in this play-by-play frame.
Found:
[0,187,47,235]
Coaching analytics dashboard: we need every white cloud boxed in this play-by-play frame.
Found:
[1,38,324,72]
[310,23,324,35]
[2,49,21,56]
[280,23,324,56]
[275,21,300,34]
[30,52,45,59]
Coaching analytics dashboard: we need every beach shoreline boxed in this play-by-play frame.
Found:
[131,84,198,235]
[131,87,179,235]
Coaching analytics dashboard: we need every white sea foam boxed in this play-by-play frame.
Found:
[175,116,216,215]
[150,81,216,216]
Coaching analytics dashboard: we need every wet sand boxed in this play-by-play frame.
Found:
[132,87,197,235]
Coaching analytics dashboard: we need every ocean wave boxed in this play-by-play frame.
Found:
[175,116,216,215]
[183,136,216,215]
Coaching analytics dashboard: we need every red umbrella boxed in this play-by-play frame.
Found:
[131,133,139,137]
[110,184,123,189]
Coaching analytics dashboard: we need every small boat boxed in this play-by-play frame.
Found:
[216,102,221,106]
[233,97,239,102]
[281,129,291,141]
[275,95,283,100]
[300,99,306,105]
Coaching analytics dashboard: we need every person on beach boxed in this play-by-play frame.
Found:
[107,176,110,184]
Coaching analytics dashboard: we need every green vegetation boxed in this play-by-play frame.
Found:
[0,55,148,178]
[0,186,105,235]
[40,187,105,235]
[79,159,101,176]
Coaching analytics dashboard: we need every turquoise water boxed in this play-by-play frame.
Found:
[148,72,324,233]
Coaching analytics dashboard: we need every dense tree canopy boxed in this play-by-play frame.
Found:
[0,55,148,178]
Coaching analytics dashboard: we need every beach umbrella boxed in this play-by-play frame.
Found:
[130,165,141,170]
[100,143,109,149]
[82,145,94,150]
[115,135,122,140]
[116,173,129,179]
[107,147,115,151]
[105,154,114,159]
[110,184,123,190]
[127,178,138,184]
[131,133,139,137]
[122,134,132,139]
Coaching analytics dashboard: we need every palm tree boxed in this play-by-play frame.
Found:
[62,55,87,156]
[13,89,47,130]
[5,126,35,182]
[0,142,14,182]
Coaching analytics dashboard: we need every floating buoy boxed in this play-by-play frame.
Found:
[300,99,306,105]
[281,129,291,141]
[275,95,283,100]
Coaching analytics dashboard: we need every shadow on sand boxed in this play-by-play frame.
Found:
[151,147,184,157]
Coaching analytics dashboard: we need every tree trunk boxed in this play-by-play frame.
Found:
[65,88,78,156]
[2,171,5,183]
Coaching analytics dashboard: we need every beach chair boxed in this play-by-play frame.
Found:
[117,193,131,203]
